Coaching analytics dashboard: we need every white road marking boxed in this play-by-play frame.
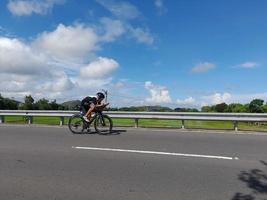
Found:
[72,146,239,160]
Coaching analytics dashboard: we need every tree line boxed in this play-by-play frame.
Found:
[201,99,267,113]
[1,94,267,113]
[0,94,66,110]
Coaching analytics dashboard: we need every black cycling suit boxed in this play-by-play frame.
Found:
[80,96,97,114]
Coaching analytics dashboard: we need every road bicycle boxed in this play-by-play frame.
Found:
[68,105,113,135]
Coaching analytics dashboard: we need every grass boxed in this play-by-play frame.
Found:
[4,116,70,125]
[185,120,233,130]
[2,116,267,131]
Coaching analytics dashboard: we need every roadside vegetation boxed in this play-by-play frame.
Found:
[1,94,267,131]
[1,94,267,113]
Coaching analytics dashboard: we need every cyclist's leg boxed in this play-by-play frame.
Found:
[84,103,96,120]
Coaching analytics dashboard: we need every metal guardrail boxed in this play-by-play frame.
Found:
[0,110,267,131]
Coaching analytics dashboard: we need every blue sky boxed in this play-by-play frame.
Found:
[0,0,267,108]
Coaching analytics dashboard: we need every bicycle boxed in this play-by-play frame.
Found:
[68,104,113,135]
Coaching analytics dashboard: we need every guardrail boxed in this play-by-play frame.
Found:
[1,110,267,131]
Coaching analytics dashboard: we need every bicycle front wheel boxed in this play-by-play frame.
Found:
[94,114,113,135]
[68,114,85,134]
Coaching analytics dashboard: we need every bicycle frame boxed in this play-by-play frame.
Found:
[81,110,103,129]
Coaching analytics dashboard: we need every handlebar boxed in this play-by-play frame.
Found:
[95,103,109,111]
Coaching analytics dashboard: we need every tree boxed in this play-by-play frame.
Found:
[214,103,228,112]
[0,94,4,109]
[244,103,250,113]
[249,99,264,113]
[201,106,212,112]
[226,103,246,113]
[263,103,267,113]
[174,108,199,112]
[0,94,18,110]
[35,98,51,110]
[20,95,35,110]
[3,98,18,110]
[50,100,59,110]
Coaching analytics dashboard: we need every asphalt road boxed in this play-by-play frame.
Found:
[0,125,267,200]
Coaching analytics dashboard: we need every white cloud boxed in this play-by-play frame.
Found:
[99,18,126,42]
[191,62,216,73]
[128,26,154,45]
[230,92,267,103]
[201,92,232,105]
[0,74,30,92]
[80,57,119,79]
[0,37,49,75]
[76,77,113,90]
[33,24,99,62]
[0,20,130,102]
[0,34,79,100]
[237,62,259,69]
[95,0,140,20]
[7,0,64,16]
[38,71,75,92]
[145,81,172,104]
[95,1,154,45]
[198,91,267,107]
[176,97,196,107]
[0,15,154,103]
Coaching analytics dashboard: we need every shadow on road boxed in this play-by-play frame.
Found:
[110,129,127,135]
[83,129,127,135]
[232,161,267,200]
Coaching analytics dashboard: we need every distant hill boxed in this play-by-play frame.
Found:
[61,100,81,110]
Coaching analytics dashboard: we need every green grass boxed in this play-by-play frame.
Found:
[112,118,134,127]
[185,120,233,130]
[4,116,25,124]
[4,116,70,125]
[139,119,182,128]
[3,116,267,131]
[238,122,267,131]
[34,116,71,125]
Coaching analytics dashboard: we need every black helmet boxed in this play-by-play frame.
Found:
[96,92,105,100]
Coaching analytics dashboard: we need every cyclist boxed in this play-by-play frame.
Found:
[80,92,108,122]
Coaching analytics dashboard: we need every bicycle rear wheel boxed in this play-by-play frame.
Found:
[68,114,85,134]
[94,114,113,135]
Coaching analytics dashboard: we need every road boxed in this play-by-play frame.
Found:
[0,125,267,200]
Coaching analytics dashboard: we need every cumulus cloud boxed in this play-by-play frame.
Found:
[80,57,119,79]
[176,97,196,107]
[7,0,65,16]
[0,14,153,102]
[95,0,140,20]
[191,62,216,73]
[0,36,75,99]
[33,24,98,62]
[201,92,232,105]
[38,71,75,92]
[0,37,50,76]
[145,81,172,104]
[0,21,127,101]
[230,92,267,103]
[0,74,31,93]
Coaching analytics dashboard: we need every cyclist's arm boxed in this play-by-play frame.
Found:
[95,102,109,108]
